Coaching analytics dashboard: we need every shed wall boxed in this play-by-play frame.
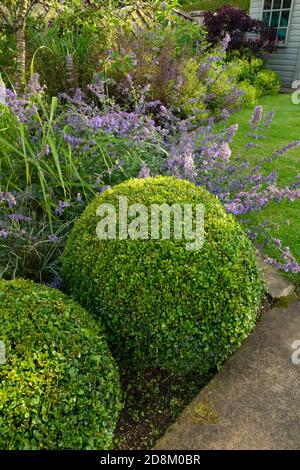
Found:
[250,0,300,86]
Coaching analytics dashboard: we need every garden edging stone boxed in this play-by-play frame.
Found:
[258,257,297,306]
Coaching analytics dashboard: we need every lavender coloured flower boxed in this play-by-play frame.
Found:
[0,229,9,239]
[27,73,46,96]
[218,143,231,162]
[100,185,111,193]
[66,54,74,84]
[8,213,31,222]
[273,238,281,248]
[226,124,239,141]
[0,192,17,207]
[138,162,151,178]
[48,234,60,243]
[274,141,300,159]
[263,111,275,128]
[250,105,263,130]
[220,33,231,51]
[183,151,197,179]
[87,79,106,102]
[54,200,71,216]
[5,89,37,123]
[220,108,230,120]
[62,131,84,148]
[265,252,300,274]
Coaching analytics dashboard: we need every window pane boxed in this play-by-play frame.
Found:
[280,10,290,26]
[262,11,271,25]
[263,0,272,9]
[271,10,280,26]
[273,0,282,8]
[282,0,291,8]
[277,28,287,44]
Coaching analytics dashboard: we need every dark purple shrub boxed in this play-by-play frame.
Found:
[204,7,277,56]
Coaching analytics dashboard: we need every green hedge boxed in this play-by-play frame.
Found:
[0,279,122,450]
[62,177,264,374]
[181,0,250,13]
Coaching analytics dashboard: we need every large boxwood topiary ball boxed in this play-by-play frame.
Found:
[0,279,122,450]
[62,177,264,374]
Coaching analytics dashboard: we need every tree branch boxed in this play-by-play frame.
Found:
[25,0,42,19]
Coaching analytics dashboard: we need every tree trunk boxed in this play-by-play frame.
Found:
[15,0,28,95]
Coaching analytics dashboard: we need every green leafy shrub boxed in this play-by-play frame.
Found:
[62,177,264,375]
[165,57,208,120]
[229,56,280,103]
[255,69,280,96]
[103,9,245,119]
[106,13,207,106]
[238,81,259,107]
[0,279,122,449]
[25,1,129,96]
[230,56,263,84]
[27,25,101,97]
[167,53,245,119]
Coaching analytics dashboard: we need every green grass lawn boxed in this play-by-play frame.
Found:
[223,94,300,287]
[182,0,250,12]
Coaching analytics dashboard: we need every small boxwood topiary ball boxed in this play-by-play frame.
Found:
[62,177,264,374]
[0,279,122,450]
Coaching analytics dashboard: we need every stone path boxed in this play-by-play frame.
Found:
[155,300,300,450]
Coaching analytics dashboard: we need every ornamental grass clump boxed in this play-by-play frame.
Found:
[0,279,122,450]
[62,176,264,375]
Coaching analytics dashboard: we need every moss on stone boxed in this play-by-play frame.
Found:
[274,292,298,308]
[192,397,219,425]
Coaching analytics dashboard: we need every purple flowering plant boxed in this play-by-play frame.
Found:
[1,69,300,282]
[103,13,248,121]
[0,72,171,281]
[156,105,300,273]
[0,190,72,282]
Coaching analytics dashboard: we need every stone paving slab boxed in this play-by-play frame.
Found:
[155,302,300,450]
[258,258,296,305]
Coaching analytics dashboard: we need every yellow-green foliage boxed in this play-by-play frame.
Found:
[238,81,259,107]
[231,56,264,80]
[166,58,207,120]
[256,69,281,96]
[62,177,264,375]
[229,56,280,103]
[0,279,122,450]
[207,64,242,117]
[103,18,243,119]
[166,54,244,119]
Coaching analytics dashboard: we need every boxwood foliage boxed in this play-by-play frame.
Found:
[0,279,122,450]
[62,177,264,374]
